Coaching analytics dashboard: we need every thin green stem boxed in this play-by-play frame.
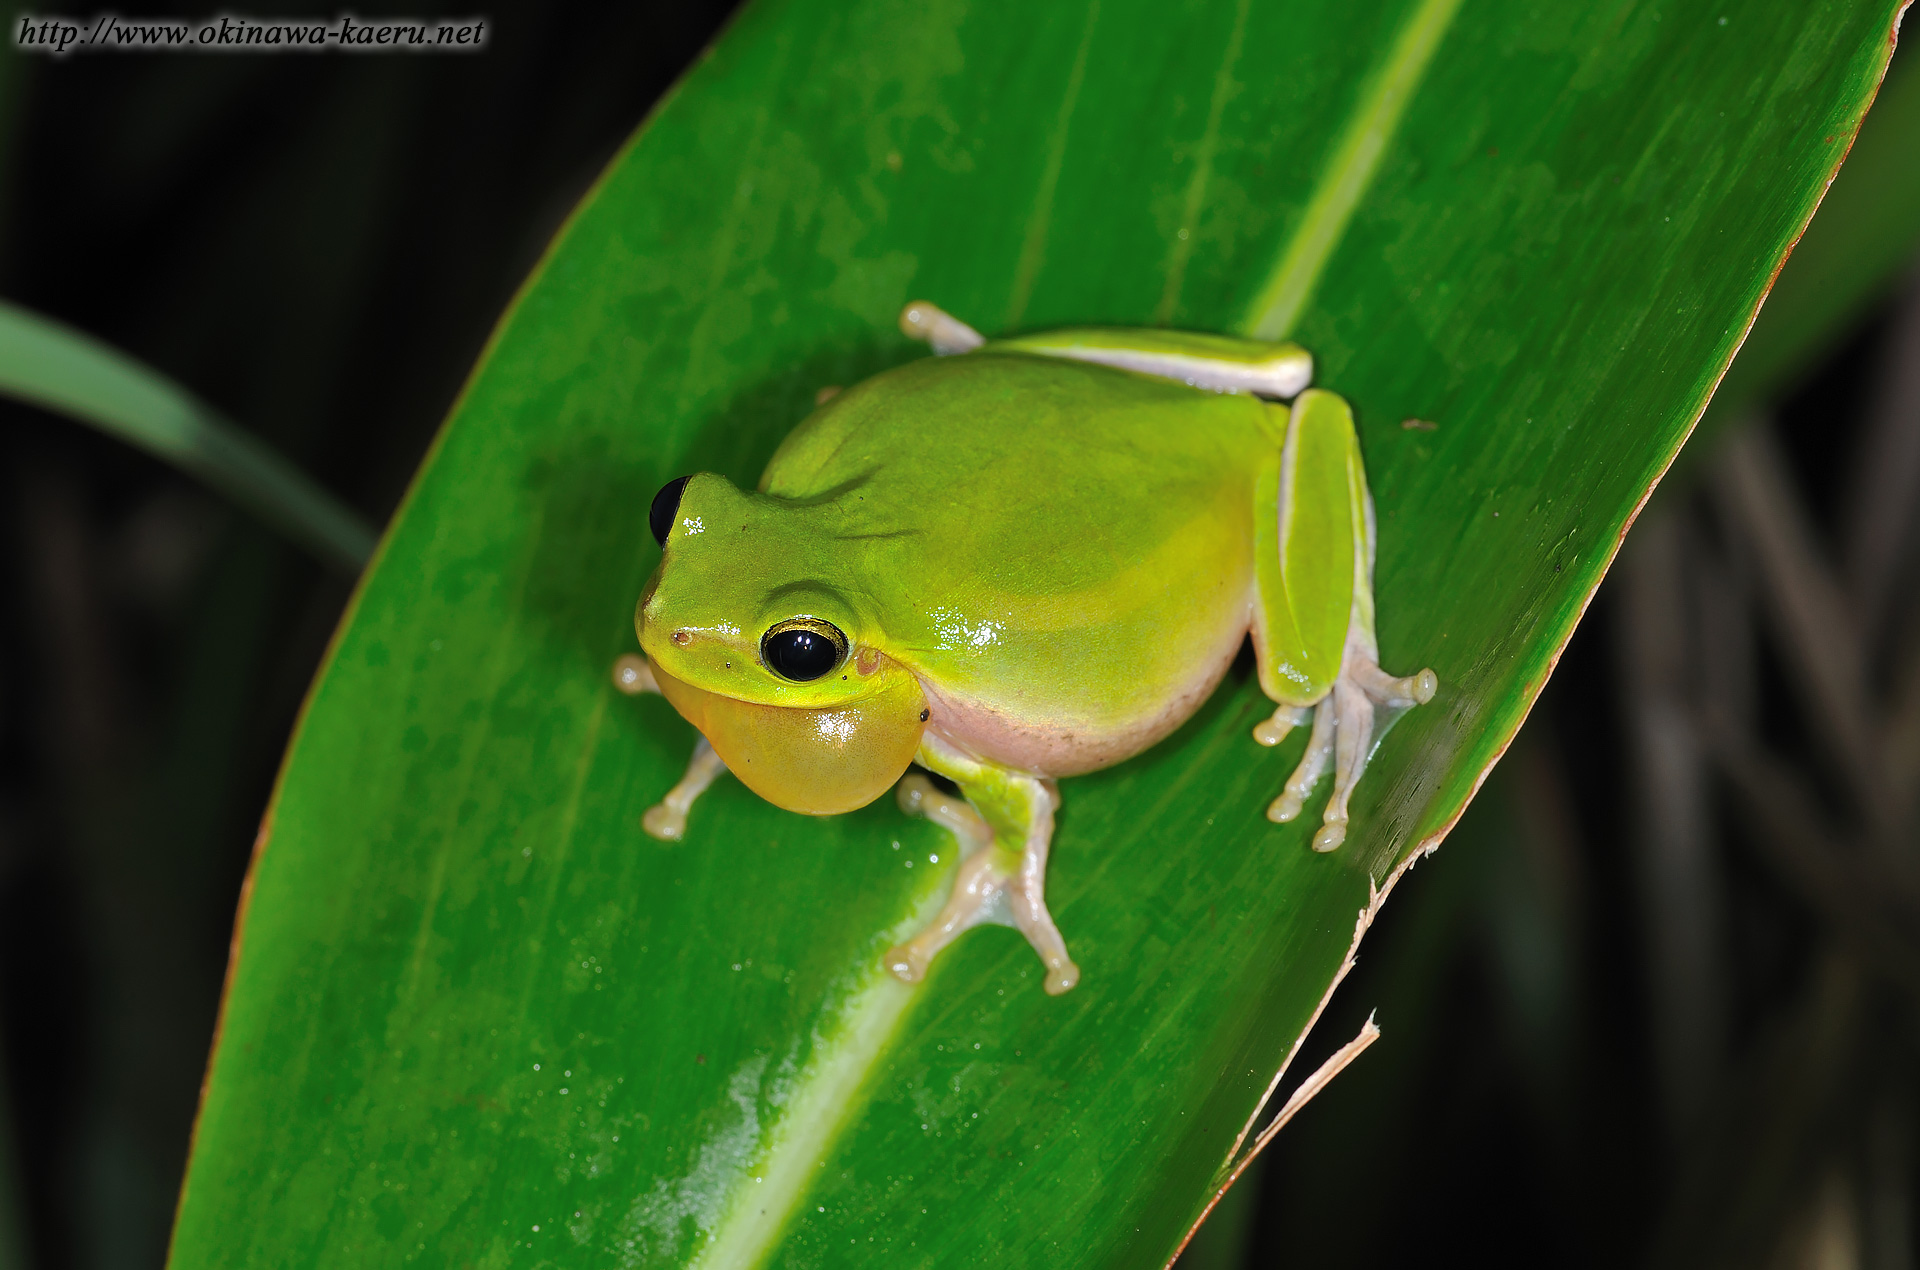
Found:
[0,299,376,571]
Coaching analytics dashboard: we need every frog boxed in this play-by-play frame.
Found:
[614,302,1436,996]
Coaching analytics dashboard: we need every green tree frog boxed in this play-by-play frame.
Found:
[614,302,1435,995]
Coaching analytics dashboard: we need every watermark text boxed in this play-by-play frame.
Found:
[15,12,489,56]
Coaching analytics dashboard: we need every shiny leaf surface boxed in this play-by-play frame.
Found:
[170,2,1905,1266]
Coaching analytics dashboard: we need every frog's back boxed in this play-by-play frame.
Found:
[762,353,1274,545]
[759,352,1277,777]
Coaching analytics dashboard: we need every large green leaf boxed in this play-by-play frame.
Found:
[1686,43,1920,461]
[169,2,1903,1266]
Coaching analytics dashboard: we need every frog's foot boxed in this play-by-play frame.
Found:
[612,654,728,839]
[612,652,659,696]
[883,774,1006,981]
[642,737,728,841]
[884,750,1081,995]
[1267,659,1436,852]
[898,301,985,356]
[893,773,996,859]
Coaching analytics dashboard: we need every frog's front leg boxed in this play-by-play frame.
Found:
[884,733,1081,995]
[893,771,995,860]
[641,738,728,841]
[1251,391,1437,852]
[613,653,731,841]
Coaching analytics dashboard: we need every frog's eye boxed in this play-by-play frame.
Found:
[649,476,692,546]
[760,618,848,681]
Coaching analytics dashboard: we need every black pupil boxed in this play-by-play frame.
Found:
[763,627,840,681]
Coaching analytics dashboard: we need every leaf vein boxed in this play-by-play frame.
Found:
[1238,0,1464,340]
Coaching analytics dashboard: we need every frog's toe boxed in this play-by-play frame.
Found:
[1023,913,1080,995]
[612,653,658,695]
[898,301,984,355]
[895,772,994,858]
[1316,679,1376,848]
[885,849,1011,985]
[896,772,939,818]
[642,803,687,841]
[1270,698,1336,823]
[1254,704,1314,747]
[884,941,933,985]
[1351,658,1437,707]
[1279,657,1436,851]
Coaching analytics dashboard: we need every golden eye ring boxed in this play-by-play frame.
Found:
[759,617,848,682]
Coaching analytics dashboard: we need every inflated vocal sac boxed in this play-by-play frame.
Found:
[651,662,928,816]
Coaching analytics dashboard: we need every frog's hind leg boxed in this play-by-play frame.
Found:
[1248,394,1437,851]
[885,734,1080,995]
[613,653,731,841]
[896,301,1312,399]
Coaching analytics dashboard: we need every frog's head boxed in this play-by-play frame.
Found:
[635,472,927,816]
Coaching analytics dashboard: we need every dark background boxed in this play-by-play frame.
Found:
[0,5,1914,1267]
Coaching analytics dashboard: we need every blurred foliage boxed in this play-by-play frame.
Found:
[0,299,375,568]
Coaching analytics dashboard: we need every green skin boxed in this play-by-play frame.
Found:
[625,304,1436,995]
